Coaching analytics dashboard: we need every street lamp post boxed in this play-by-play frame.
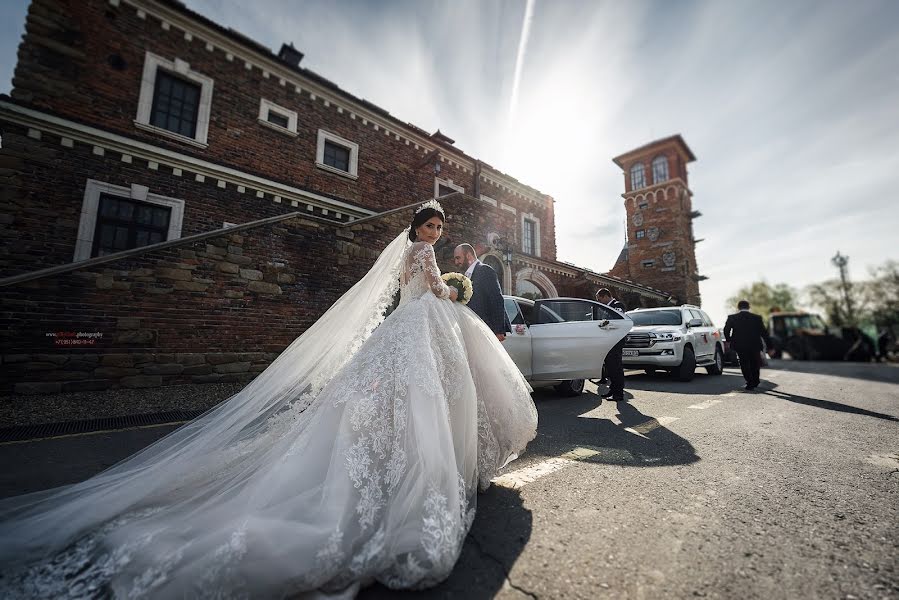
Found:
[831,251,854,326]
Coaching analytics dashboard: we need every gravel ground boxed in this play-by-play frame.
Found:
[0,383,244,428]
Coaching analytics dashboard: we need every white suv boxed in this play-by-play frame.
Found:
[622,305,724,382]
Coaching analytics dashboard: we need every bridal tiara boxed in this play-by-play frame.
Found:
[415,199,444,215]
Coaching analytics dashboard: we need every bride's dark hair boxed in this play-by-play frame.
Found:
[408,207,445,242]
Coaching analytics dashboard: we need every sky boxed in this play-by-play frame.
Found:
[1,0,898,326]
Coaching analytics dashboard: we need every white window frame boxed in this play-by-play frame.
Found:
[521,212,541,257]
[74,179,185,261]
[135,52,214,148]
[316,129,359,179]
[258,98,298,136]
[434,177,464,198]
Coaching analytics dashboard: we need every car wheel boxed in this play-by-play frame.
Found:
[676,347,696,382]
[554,379,585,397]
[706,347,724,375]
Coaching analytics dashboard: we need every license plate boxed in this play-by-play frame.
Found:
[622,349,639,357]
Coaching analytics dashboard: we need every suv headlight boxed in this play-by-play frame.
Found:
[649,331,682,342]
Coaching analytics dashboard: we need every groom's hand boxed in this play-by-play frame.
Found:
[496,333,506,342]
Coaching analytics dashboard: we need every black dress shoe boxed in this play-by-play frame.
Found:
[745,384,757,391]
[600,392,615,400]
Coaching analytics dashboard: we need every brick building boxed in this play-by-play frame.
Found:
[608,136,705,306]
[0,0,674,394]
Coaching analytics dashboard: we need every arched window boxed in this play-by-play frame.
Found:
[652,155,669,184]
[630,163,646,190]
[516,279,544,300]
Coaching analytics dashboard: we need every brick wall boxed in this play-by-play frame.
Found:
[0,122,303,278]
[9,0,553,232]
[0,193,528,394]
[1,206,408,394]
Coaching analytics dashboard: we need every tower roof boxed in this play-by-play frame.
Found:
[612,134,696,168]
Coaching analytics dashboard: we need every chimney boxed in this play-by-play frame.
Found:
[278,43,304,68]
[431,129,455,146]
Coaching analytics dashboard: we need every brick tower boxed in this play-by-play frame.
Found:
[609,135,703,306]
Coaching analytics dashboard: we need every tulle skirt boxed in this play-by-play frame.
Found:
[0,293,537,598]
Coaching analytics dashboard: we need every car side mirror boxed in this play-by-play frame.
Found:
[687,318,703,328]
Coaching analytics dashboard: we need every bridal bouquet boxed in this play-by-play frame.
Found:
[441,273,473,305]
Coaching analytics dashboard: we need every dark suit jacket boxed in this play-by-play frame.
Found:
[466,262,510,334]
[606,298,627,315]
[724,310,771,353]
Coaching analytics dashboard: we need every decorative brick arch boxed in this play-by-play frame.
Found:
[515,267,559,298]
[480,250,510,294]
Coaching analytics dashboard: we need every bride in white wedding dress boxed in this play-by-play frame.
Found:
[0,200,538,599]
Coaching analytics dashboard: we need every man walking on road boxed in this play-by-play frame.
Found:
[724,300,772,390]
[596,288,627,402]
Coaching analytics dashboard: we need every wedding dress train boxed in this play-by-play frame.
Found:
[0,232,538,598]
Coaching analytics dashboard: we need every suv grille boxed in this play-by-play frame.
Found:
[624,332,653,348]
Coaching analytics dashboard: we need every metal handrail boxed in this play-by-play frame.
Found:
[0,195,456,288]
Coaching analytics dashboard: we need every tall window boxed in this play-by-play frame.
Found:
[523,218,536,255]
[630,163,646,190]
[150,71,201,139]
[92,194,171,257]
[652,155,669,184]
[323,141,350,172]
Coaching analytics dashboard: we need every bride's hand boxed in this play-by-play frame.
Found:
[449,288,458,301]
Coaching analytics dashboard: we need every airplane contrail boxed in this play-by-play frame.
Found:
[509,0,536,123]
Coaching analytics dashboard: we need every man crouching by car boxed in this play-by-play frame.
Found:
[596,288,627,402]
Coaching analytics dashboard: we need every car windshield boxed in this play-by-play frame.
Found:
[628,309,683,326]
[780,314,827,332]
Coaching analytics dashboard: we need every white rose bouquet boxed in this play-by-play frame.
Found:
[441,273,473,305]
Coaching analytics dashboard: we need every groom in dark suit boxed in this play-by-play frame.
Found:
[453,244,510,341]
[724,300,773,390]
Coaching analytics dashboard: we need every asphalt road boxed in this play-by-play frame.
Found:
[1,360,897,599]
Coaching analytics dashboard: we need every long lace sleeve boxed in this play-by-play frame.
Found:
[411,242,451,299]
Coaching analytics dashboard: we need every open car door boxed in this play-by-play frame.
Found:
[528,298,632,380]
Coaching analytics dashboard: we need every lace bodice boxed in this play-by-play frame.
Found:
[399,242,452,305]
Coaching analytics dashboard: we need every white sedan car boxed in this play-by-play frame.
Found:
[501,296,633,396]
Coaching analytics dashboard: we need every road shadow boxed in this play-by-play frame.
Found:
[765,360,899,385]
[758,385,899,423]
[523,390,700,468]
[359,485,532,599]
[623,369,746,395]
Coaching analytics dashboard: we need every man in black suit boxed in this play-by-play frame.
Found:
[453,244,510,341]
[596,288,627,402]
[724,300,772,390]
